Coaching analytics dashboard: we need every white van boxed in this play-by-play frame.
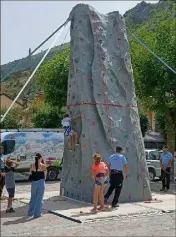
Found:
[0,129,64,181]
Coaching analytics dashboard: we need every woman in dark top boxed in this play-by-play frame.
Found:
[28,153,46,218]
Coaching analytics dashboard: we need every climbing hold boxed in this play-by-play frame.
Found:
[69,111,73,116]
[82,133,86,138]
[75,58,78,63]
[141,168,145,172]
[128,194,132,199]
[79,180,81,184]
[70,74,73,78]
[80,37,83,41]
[79,20,82,23]
[124,133,128,139]
[126,147,129,152]
[92,121,96,125]
[102,56,105,61]
[71,177,73,181]
[72,95,75,99]
[88,76,92,80]
[137,174,140,181]
[99,39,103,44]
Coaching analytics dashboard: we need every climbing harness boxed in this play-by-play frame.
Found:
[63,126,72,137]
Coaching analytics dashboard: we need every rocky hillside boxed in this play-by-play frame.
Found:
[1,0,175,99]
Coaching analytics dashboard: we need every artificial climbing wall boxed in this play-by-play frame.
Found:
[61,4,152,203]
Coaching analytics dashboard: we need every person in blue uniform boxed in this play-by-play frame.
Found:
[160,146,174,191]
[104,146,129,208]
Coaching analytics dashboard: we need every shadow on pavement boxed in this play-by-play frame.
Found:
[1,204,28,219]
[3,216,34,225]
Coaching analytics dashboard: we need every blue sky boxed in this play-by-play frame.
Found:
[1,1,158,65]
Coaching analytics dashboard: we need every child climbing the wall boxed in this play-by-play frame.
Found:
[91,153,109,212]
[61,113,82,149]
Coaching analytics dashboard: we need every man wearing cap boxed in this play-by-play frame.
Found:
[104,146,129,208]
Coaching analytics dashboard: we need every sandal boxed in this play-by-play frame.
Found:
[98,206,105,211]
[90,208,98,213]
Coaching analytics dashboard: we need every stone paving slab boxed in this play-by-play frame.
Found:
[45,193,175,223]
[3,189,175,224]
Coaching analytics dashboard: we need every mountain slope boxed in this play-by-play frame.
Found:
[1,0,175,100]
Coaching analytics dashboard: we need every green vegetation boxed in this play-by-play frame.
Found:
[1,1,175,146]
[140,115,149,137]
[31,47,70,128]
[130,10,176,140]
[0,108,21,129]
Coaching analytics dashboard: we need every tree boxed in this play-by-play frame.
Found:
[130,17,176,149]
[37,47,70,109]
[31,104,65,128]
[33,47,70,128]
[0,108,21,129]
[140,114,149,137]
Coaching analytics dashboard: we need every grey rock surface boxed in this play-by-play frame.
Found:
[61,4,152,203]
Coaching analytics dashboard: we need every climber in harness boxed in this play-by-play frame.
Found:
[61,113,81,149]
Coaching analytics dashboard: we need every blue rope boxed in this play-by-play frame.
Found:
[130,32,176,75]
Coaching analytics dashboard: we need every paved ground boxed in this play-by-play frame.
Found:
[1,180,175,236]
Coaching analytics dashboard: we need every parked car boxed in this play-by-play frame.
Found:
[145,149,161,181]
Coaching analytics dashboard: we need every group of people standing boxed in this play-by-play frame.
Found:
[91,146,129,212]
[0,147,46,218]
[91,145,175,212]
[0,143,175,217]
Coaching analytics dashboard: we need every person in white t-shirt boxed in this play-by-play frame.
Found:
[61,113,81,149]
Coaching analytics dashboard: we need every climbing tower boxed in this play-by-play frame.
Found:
[61,4,152,203]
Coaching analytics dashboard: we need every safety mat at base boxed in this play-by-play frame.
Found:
[48,203,156,223]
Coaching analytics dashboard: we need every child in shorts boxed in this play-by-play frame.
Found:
[5,159,19,213]
[91,153,109,212]
[61,113,82,149]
